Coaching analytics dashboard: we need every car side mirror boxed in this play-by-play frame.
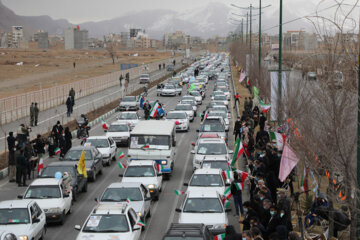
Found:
[17,195,23,199]
[157,173,163,176]
[63,193,70,198]
[145,197,152,201]
[225,183,231,186]
[104,130,107,132]
[229,150,234,154]
[94,197,99,202]
[133,225,141,231]
[196,130,199,132]
[119,174,123,177]
[225,208,231,212]
[32,218,40,223]
[183,183,188,186]
[191,150,195,154]
[74,225,81,231]
[175,208,182,213]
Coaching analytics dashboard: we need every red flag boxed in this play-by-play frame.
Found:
[278,142,299,182]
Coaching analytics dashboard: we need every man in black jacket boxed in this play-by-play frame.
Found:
[233,117,241,141]
[231,171,244,217]
[7,132,16,182]
[16,149,28,187]
[240,201,259,231]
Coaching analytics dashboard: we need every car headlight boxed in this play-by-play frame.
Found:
[161,160,167,164]
[48,207,62,213]
[103,154,110,158]
[18,236,28,240]
[221,136,226,141]
[138,212,142,217]
[226,179,231,184]
[213,224,227,229]
[147,184,156,189]
[86,168,91,171]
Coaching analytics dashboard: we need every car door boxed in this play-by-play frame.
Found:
[75,167,85,191]
[108,138,116,158]
[154,163,163,189]
[33,202,46,239]
[29,204,41,239]
[60,184,72,213]
[128,209,141,239]
[140,184,151,214]
[92,148,102,173]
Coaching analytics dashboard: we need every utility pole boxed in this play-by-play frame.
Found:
[246,12,249,47]
[357,15,360,240]
[241,19,244,45]
[250,4,253,53]
[278,0,283,121]
[258,0,262,71]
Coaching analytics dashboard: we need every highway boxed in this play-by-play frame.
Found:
[0,65,244,239]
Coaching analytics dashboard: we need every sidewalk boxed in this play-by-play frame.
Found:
[0,63,183,157]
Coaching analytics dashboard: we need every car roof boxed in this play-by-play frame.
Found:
[187,190,219,198]
[110,122,130,126]
[69,145,95,151]
[47,162,77,167]
[0,200,34,208]
[168,111,187,115]
[92,203,129,215]
[30,178,61,186]
[199,133,220,138]
[106,182,143,188]
[198,138,225,144]
[131,120,174,135]
[128,160,155,166]
[193,168,222,175]
[165,223,208,237]
[87,136,109,140]
[176,104,192,108]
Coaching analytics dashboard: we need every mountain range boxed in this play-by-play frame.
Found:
[0,0,310,39]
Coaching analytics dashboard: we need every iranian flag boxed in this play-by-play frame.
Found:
[231,138,244,166]
[174,189,185,195]
[54,147,61,155]
[149,102,159,118]
[37,157,44,174]
[234,182,243,191]
[126,198,132,203]
[222,199,231,208]
[246,77,251,86]
[155,163,164,173]
[141,144,150,149]
[259,99,271,113]
[43,145,48,152]
[222,170,231,180]
[224,187,232,199]
[300,166,308,192]
[137,221,146,227]
[118,162,127,169]
[214,233,226,240]
[118,151,125,159]
[269,131,286,150]
[101,118,109,130]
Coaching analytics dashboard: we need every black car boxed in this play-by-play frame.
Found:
[40,162,88,201]
[162,223,213,240]
[60,146,103,182]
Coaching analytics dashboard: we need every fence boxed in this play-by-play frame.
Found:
[0,56,183,125]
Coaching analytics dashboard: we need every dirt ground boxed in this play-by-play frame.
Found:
[0,47,173,97]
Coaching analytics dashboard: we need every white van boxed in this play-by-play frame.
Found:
[127,120,176,179]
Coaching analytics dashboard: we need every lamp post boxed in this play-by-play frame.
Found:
[278,0,283,121]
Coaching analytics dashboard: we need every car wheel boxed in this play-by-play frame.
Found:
[40,229,45,240]
[107,160,111,166]
[82,182,88,192]
[68,205,72,215]
[59,211,65,225]
[147,209,151,218]
[72,188,77,202]
[99,168,103,175]
[91,171,96,182]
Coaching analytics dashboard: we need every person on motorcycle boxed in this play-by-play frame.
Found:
[77,114,89,138]
[143,84,148,96]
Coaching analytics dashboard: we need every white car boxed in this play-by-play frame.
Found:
[116,112,141,130]
[192,138,232,170]
[184,168,229,195]
[99,182,151,222]
[0,231,17,240]
[176,190,229,235]
[180,100,197,114]
[85,136,117,166]
[182,95,199,105]
[0,200,46,240]
[206,111,230,131]
[21,178,72,225]
[121,160,163,201]
[159,84,177,96]
[174,104,194,122]
[189,91,203,104]
[165,111,190,132]
[75,203,142,240]
[200,156,234,181]
[106,122,130,146]
[213,95,228,106]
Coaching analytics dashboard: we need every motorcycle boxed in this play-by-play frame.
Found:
[76,118,90,139]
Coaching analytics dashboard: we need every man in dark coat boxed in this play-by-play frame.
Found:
[233,117,241,141]
[34,102,39,126]
[16,149,28,187]
[143,101,151,120]
[231,171,244,216]
[66,96,72,117]
[52,121,63,146]
[240,201,259,231]
[7,132,16,182]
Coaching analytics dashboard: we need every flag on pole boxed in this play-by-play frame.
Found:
[118,161,127,169]
[101,118,109,130]
[300,166,308,191]
[44,145,48,152]
[118,151,125,159]
[253,86,259,98]
[188,83,196,92]
[222,199,231,208]
[234,182,242,191]
[246,77,251,86]
[239,71,246,83]
[149,102,159,119]
[231,138,244,166]
[214,233,226,240]
[174,189,185,195]
[278,142,299,182]
[269,131,286,150]
[141,144,150,149]
[222,170,231,180]
[155,163,164,172]
[126,198,132,203]
[259,99,271,113]
[139,95,145,109]
[54,147,61,155]
[224,187,232,199]
[77,149,87,178]
[37,157,44,174]
[136,221,146,227]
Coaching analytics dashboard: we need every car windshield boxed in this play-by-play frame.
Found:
[164,85,175,89]
[219,89,228,93]
[214,95,226,100]
[183,198,223,213]
[0,208,30,224]
[130,135,170,150]
[122,96,136,102]
[197,143,227,155]
[118,113,137,120]
[200,122,225,132]
[190,174,224,187]
[101,187,143,202]
[108,124,128,132]
[141,74,149,78]
[208,112,226,119]
[24,185,61,199]
[83,215,129,233]
[182,97,195,101]
[181,101,194,106]
[64,150,92,161]
[202,161,229,171]
[167,112,186,119]
[124,166,155,177]
[190,91,200,96]
[86,139,109,148]
[175,105,192,111]
[211,107,227,113]
[41,166,76,178]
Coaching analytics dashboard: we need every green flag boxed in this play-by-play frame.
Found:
[253,86,259,98]
[188,83,195,92]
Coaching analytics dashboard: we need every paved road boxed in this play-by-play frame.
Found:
[0,67,248,239]
[0,63,183,156]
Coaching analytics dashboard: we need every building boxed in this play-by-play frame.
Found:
[130,29,142,38]
[36,31,49,49]
[163,31,191,49]
[64,27,88,50]
[283,30,318,51]
[120,32,129,45]
[11,26,23,47]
